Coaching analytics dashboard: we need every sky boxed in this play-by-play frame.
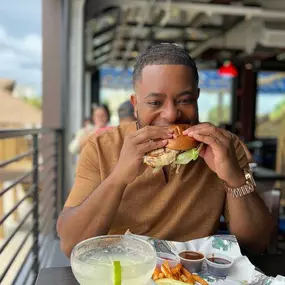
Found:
[0,0,42,94]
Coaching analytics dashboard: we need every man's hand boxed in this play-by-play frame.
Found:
[183,123,244,187]
[113,126,173,184]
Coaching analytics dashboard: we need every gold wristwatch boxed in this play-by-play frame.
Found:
[223,169,256,198]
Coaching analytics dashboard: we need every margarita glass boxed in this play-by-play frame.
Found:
[70,235,156,285]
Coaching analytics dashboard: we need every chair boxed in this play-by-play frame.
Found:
[259,188,281,254]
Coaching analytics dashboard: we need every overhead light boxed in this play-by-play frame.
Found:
[245,63,253,70]
[218,61,238,78]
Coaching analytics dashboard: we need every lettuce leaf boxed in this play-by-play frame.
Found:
[153,166,163,173]
[175,143,203,165]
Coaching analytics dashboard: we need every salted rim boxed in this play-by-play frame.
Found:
[71,235,156,268]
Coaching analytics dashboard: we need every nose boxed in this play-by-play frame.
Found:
[161,101,179,123]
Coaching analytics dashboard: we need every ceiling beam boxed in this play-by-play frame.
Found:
[93,39,113,50]
[124,1,285,20]
[92,24,116,38]
[190,16,248,58]
[117,36,203,43]
[123,0,157,67]
[94,50,111,60]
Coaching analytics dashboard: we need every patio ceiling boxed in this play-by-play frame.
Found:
[84,0,285,69]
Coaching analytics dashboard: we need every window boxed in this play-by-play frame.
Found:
[198,70,232,126]
[100,68,133,125]
[256,72,285,138]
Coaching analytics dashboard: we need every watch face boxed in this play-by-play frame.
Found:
[245,169,256,187]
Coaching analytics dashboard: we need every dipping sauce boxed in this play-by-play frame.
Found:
[207,257,231,265]
[179,251,204,260]
[205,254,233,277]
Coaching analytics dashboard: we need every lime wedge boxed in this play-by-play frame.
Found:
[113,261,122,285]
[155,279,192,285]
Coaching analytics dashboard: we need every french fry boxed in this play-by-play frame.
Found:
[153,261,207,285]
[161,264,174,279]
[173,272,181,280]
[163,261,172,272]
[181,267,195,283]
[158,273,165,279]
[192,274,209,285]
[171,263,182,274]
[180,274,188,282]
[152,267,160,280]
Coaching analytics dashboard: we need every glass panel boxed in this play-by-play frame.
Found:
[100,68,133,125]
[256,72,285,138]
[198,70,232,126]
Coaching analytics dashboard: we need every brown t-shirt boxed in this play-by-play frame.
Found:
[65,122,248,241]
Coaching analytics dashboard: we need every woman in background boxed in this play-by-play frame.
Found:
[92,104,112,135]
[69,104,112,155]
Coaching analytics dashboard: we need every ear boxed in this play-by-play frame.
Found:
[130,94,138,119]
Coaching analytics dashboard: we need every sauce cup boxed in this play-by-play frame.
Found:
[178,250,205,273]
[205,253,233,277]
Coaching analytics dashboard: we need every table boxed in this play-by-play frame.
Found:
[253,166,285,182]
[36,267,78,285]
[251,166,285,194]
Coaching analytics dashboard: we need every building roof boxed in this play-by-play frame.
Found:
[0,90,42,127]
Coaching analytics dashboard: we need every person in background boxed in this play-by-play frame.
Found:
[83,117,92,128]
[118,100,136,124]
[68,117,94,155]
[68,104,112,155]
[92,104,112,135]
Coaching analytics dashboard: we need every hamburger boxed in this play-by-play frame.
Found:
[143,124,202,173]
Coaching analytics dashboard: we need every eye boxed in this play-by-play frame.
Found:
[176,98,195,104]
[147,101,162,107]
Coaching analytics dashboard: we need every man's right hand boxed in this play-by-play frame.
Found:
[113,126,173,184]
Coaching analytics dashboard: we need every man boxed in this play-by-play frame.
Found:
[118,100,136,124]
[57,44,274,257]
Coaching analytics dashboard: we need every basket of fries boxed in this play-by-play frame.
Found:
[152,260,208,285]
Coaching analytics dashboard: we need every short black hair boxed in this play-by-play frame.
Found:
[118,100,135,119]
[132,43,199,87]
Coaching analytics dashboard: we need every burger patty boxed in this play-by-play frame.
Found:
[143,148,180,168]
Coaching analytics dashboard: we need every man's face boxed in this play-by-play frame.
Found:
[131,65,200,127]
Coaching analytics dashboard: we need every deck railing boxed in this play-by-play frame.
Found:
[0,128,64,285]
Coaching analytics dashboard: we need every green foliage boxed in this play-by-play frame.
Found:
[23,96,42,110]
[207,105,230,125]
[269,98,285,121]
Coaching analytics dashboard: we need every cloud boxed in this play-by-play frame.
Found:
[0,0,41,37]
[0,25,42,93]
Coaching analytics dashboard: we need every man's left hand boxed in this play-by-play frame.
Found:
[183,123,245,187]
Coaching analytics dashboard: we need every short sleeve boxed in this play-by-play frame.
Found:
[223,133,250,222]
[64,137,101,207]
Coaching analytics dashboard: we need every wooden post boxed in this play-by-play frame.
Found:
[276,116,285,193]
[0,182,4,239]
[12,186,19,222]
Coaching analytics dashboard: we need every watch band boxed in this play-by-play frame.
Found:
[222,169,256,198]
[223,181,255,198]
